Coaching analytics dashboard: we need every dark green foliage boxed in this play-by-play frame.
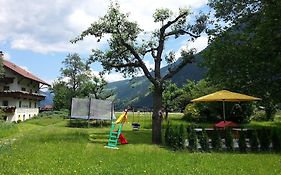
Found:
[249,130,259,152]
[225,128,234,152]
[205,0,281,120]
[162,82,182,120]
[238,129,247,153]
[178,124,185,150]
[165,123,186,150]
[271,128,281,152]
[188,126,198,151]
[165,121,172,147]
[258,129,271,151]
[199,128,210,152]
[211,128,222,151]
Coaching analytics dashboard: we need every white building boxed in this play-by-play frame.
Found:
[0,52,50,122]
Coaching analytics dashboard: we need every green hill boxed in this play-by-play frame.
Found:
[107,54,205,110]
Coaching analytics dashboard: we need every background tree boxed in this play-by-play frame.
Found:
[51,53,112,110]
[60,53,89,95]
[204,0,281,120]
[72,2,208,144]
[162,82,183,120]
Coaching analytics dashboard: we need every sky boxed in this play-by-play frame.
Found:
[0,0,210,85]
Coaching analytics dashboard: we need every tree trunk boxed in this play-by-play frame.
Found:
[152,87,163,144]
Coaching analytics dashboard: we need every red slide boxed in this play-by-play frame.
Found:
[118,133,128,144]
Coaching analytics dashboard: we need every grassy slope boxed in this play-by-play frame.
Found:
[0,114,281,175]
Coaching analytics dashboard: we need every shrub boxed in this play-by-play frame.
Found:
[225,128,234,152]
[188,126,198,152]
[165,121,172,147]
[171,126,180,150]
[238,129,247,153]
[251,110,267,121]
[178,124,185,150]
[199,128,210,152]
[258,129,271,151]
[182,104,200,122]
[271,128,281,152]
[249,130,259,152]
[211,128,222,151]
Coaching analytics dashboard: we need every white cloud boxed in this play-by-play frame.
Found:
[3,52,10,60]
[103,72,127,82]
[0,0,207,54]
[175,35,208,58]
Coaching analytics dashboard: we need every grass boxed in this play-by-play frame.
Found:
[0,113,281,174]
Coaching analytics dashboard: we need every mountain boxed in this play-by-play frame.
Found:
[107,54,206,110]
[39,90,54,108]
[39,54,205,110]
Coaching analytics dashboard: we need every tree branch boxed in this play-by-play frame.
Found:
[119,38,157,86]
[162,54,194,81]
[165,29,200,38]
[110,62,140,68]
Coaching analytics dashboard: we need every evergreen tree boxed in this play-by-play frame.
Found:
[225,128,234,152]
[199,128,210,152]
[249,130,259,152]
[211,128,222,151]
[271,128,281,152]
[238,129,247,153]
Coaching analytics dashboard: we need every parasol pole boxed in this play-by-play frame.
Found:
[223,100,226,123]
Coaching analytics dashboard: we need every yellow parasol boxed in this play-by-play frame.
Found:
[191,90,261,122]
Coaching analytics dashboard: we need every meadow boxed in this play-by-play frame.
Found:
[0,112,281,175]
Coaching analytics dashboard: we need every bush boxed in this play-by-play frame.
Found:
[251,110,267,121]
[238,129,247,153]
[199,128,210,152]
[178,124,185,150]
[211,128,222,151]
[165,123,186,151]
[165,121,172,147]
[258,129,271,151]
[182,104,200,122]
[249,130,259,152]
[188,126,198,152]
[225,128,234,152]
[271,128,281,152]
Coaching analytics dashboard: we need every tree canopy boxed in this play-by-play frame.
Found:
[204,0,281,120]
[51,53,113,110]
[72,2,208,144]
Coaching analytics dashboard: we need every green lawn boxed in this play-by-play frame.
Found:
[0,113,281,175]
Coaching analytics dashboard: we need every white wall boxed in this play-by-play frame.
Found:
[6,108,39,122]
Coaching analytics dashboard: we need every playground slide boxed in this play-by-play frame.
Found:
[114,111,128,124]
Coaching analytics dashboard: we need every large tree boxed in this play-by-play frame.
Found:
[72,2,208,144]
[52,53,112,110]
[204,0,281,120]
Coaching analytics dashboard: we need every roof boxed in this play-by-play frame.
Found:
[3,60,50,86]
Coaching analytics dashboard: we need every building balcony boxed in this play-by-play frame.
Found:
[0,90,45,101]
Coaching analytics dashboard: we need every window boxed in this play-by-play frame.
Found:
[34,102,37,108]
[29,101,32,108]
[19,101,22,108]
[21,87,26,91]
[2,101,8,106]
[3,86,9,90]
